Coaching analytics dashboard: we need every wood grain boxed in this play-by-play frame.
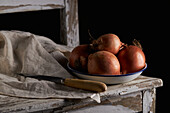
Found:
[0,0,65,13]
[0,76,163,113]
[0,0,80,47]
[60,0,79,47]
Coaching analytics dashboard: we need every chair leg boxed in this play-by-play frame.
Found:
[142,88,156,113]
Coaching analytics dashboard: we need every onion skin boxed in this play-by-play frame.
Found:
[88,51,120,75]
[69,44,89,71]
[118,45,146,74]
[92,34,122,54]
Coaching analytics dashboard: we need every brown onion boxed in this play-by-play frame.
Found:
[118,45,146,74]
[69,44,90,71]
[92,34,122,54]
[88,51,120,75]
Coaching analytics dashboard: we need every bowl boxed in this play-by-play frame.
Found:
[67,63,147,84]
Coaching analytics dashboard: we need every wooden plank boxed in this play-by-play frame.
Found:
[143,88,156,113]
[50,91,143,113]
[0,95,65,113]
[60,0,79,47]
[110,91,142,112]
[100,76,163,97]
[69,105,137,113]
[0,76,162,113]
[0,0,65,14]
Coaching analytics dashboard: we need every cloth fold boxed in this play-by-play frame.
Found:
[0,30,100,102]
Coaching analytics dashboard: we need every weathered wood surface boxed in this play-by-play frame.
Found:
[0,0,65,13]
[0,0,80,47]
[60,0,79,47]
[143,88,156,113]
[100,76,162,97]
[0,76,163,113]
[69,91,142,113]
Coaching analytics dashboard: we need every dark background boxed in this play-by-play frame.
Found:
[0,1,169,112]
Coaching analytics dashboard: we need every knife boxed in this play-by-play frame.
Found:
[17,73,107,92]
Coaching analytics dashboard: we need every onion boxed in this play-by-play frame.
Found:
[88,51,120,75]
[118,45,146,74]
[69,44,89,71]
[92,34,122,54]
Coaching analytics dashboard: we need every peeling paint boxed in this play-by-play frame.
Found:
[0,0,64,6]
[60,0,79,47]
[0,5,64,14]
[69,105,136,113]
[143,89,156,113]
[0,76,162,112]
[0,1,65,14]
[106,92,142,112]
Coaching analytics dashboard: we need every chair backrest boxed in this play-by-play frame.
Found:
[0,0,79,47]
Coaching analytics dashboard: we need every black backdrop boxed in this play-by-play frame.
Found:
[79,2,169,112]
[0,1,169,112]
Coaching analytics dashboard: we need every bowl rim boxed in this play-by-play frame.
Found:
[67,63,147,77]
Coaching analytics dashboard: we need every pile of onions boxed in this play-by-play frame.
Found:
[69,33,146,75]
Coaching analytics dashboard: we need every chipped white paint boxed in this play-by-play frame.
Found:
[143,88,156,113]
[0,5,64,14]
[107,91,143,112]
[0,0,64,6]
[0,0,65,14]
[0,76,162,113]
[100,75,163,97]
[69,105,136,113]
[0,96,65,113]
[60,0,79,47]
[0,6,42,13]
[108,91,142,104]
[0,0,80,47]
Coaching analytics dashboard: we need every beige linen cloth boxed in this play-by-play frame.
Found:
[0,30,100,102]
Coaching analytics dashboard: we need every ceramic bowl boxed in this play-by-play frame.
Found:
[67,63,147,84]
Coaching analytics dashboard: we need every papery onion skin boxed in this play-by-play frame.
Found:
[118,45,146,74]
[69,44,89,71]
[88,51,120,75]
[92,34,122,54]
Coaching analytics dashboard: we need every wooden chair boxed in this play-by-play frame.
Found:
[0,0,79,47]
